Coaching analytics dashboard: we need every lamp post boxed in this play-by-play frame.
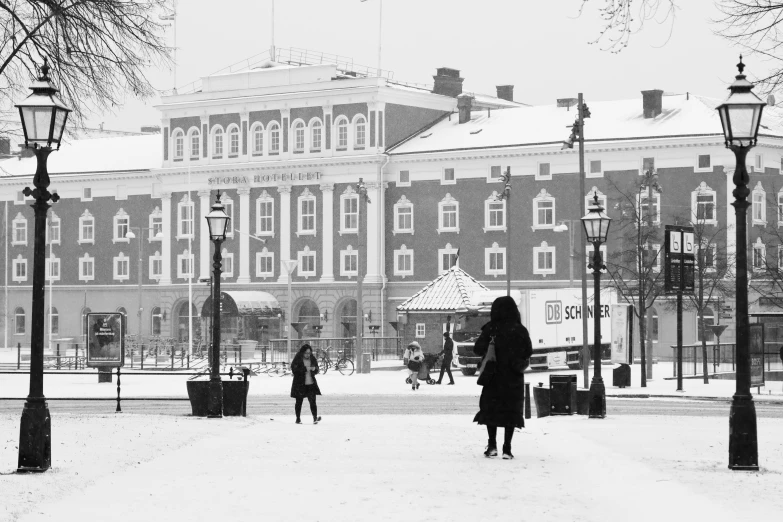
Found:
[125,227,163,342]
[495,168,512,295]
[716,56,765,471]
[16,59,71,472]
[281,259,298,364]
[205,193,231,418]
[581,192,611,419]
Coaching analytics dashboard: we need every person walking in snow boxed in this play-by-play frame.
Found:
[290,344,322,424]
[436,332,455,385]
[473,295,532,460]
[403,341,425,390]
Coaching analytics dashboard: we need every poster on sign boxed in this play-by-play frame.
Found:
[610,304,631,364]
[85,313,125,368]
[749,323,765,388]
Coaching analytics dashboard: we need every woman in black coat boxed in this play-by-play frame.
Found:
[473,296,533,459]
[290,344,322,424]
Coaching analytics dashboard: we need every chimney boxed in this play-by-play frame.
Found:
[457,94,473,124]
[433,67,464,97]
[641,89,664,118]
[496,85,514,102]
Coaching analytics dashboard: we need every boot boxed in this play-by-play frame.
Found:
[484,441,498,457]
[502,444,514,460]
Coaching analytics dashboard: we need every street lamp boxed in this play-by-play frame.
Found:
[581,192,611,419]
[281,259,298,365]
[204,193,231,418]
[125,228,164,342]
[16,59,70,473]
[716,55,765,471]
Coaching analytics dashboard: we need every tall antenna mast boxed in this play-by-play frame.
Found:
[160,1,178,93]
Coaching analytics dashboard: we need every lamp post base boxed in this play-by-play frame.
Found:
[207,379,223,418]
[588,378,606,419]
[17,399,51,472]
[729,394,759,470]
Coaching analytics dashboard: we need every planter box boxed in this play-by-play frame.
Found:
[186,380,249,417]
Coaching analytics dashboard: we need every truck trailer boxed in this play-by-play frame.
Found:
[453,287,616,373]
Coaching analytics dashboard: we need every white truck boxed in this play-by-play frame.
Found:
[453,287,616,373]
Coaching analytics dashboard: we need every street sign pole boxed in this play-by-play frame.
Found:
[665,225,695,392]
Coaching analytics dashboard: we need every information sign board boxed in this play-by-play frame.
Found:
[664,225,695,295]
[610,304,632,364]
[85,312,125,368]
[749,323,765,388]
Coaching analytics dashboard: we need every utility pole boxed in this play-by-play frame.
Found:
[497,168,512,295]
[577,93,589,389]
[356,179,370,373]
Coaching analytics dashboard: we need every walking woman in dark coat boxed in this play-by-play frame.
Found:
[473,295,533,459]
[290,344,322,424]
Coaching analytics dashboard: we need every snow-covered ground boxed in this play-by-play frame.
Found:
[1,412,782,522]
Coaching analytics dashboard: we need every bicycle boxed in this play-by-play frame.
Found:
[318,346,354,376]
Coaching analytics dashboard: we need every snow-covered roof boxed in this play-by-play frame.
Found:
[397,266,489,312]
[0,134,160,177]
[389,93,783,155]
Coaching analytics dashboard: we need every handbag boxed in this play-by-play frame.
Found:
[476,336,497,386]
[407,359,422,371]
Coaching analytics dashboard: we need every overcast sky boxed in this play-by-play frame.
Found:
[88,0,753,132]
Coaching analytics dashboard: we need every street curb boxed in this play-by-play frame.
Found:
[607,393,783,403]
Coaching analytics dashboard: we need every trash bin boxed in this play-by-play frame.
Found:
[549,375,577,415]
[613,363,631,388]
[532,382,550,418]
[361,353,372,374]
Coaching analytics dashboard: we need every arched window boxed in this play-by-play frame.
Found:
[188,127,200,159]
[292,120,305,152]
[268,122,280,154]
[335,117,349,150]
[151,306,163,335]
[172,130,184,160]
[310,119,322,151]
[48,306,59,335]
[337,299,357,337]
[228,125,240,156]
[212,126,224,158]
[251,123,264,155]
[14,307,25,334]
[698,307,715,342]
[297,299,321,334]
[81,307,92,339]
[354,115,366,148]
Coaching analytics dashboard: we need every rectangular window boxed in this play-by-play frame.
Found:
[338,124,348,149]
[442,167,456,184]
[80,218,94,243]
[341,250,358,276]
[489,165,502,181]
[82,187,92,201]
[415,323,425,338]
[488,201,505,228]
[696,194,715,221]
[299,252,317,277]
[258,200,274,235]
[441,252,458,272]
[151,256,163,279]
[755,154,763,171]
[441,204,457,229]
[642,157,655,173]
[222,253,234,278]
[396,206,412,232]
[698,154,711,169]
[115,257,129,280]
[537,162,551,180]
[537,200,553,226]
[46,258,61,281]
[489,252,505,271]
[398,170,410,186]
[15,312,25,334]
[395,249,413,276]
[179,202,194,237]
[753,245,765,269]
[256,252,274,278]
[294,126,305,152]
[312,125,322,151]
[590,160,602,174]
[230,130,239,156]
[13,221,26,244]
[753,192,765,222]
[79,257,94,281]
[191,133,200,159]
[13,259,27,282]
[115,216,129,241]
[180,256,193,277]
[537,251,553,271]
[151,216,163,238]
[300,198,316,233]
[270,127,280,153]
[342,196,358,232]
[48,219,61,244]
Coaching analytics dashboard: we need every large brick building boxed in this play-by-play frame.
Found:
[3,56,783,362]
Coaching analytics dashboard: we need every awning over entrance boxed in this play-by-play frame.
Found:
[201,291,282,318]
